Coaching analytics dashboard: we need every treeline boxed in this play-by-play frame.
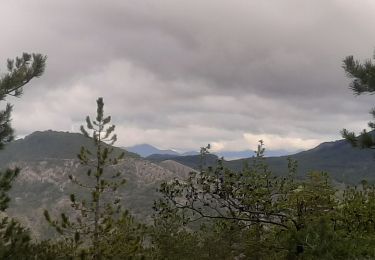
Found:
[0,53,374,259]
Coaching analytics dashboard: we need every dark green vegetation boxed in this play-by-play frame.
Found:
[342,53,375,148]
[0,50,374,259]
[44,98,143,259]
[153,143,375,259]
[0,53,46,150]
[0,53,46,209]
[0,53,46,258]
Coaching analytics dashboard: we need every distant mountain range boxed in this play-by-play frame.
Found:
[125,144,291,159]
[9,131,375,185]
[124,144,199,157]
[215,149,295,159]
[145,138,375,185]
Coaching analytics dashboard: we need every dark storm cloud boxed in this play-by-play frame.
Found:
[2,0,375,151]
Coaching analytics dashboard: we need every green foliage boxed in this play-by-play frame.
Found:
[0,216,31,259]
[0,53,46,149]
[0,168,19,211]
[342,51,375,148]
[0,53,46,259]
[339,182,375,234]
[0,53,46,211]
[96,211,146,259]
[149,206,203,260]
[155,142,298,230]
[153,142,375,259]
[198,220,246,259]
[30,239,82,260]
[38,212,146,259]
[343,54,375,95]
[44,98,143,259]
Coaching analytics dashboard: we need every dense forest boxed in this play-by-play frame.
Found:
[0,53,374,259]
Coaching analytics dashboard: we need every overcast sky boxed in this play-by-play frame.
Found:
[1,0,375,153]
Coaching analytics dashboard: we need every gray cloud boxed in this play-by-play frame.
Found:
[2,0,375,152]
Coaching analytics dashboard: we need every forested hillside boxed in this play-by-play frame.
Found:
[149,136,375,184]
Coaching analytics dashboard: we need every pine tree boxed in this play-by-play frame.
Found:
[341,52,375,148]
[0,53,46,147]
[44,98,132,259]
[0,53,46,258]
[0,53,46,209]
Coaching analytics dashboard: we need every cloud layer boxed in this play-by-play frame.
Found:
[2,0,375,152]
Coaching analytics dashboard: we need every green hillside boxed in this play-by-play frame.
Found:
[0,130,139,165]
[150,138,375,184]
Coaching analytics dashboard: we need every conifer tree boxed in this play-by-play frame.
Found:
[341,52,375,148]
[0,53,46,209]
[44,98,132,259]
[0,53,46,257]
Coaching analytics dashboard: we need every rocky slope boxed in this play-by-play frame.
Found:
[0,131,194,239]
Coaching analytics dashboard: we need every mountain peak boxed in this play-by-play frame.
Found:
[125,144,180,157]
[0,130,138,165]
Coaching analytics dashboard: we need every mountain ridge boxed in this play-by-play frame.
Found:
[146,136,375,184]
[2,130,375,239]
[1,130,194,239]
[4,130,139,165]
[126,144,290,159]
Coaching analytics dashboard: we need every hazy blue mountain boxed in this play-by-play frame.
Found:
[131,143,289,160]
[182,151,200,156]
[125,144,180,157]
[125,143,200,158]
[216,149,293,160]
